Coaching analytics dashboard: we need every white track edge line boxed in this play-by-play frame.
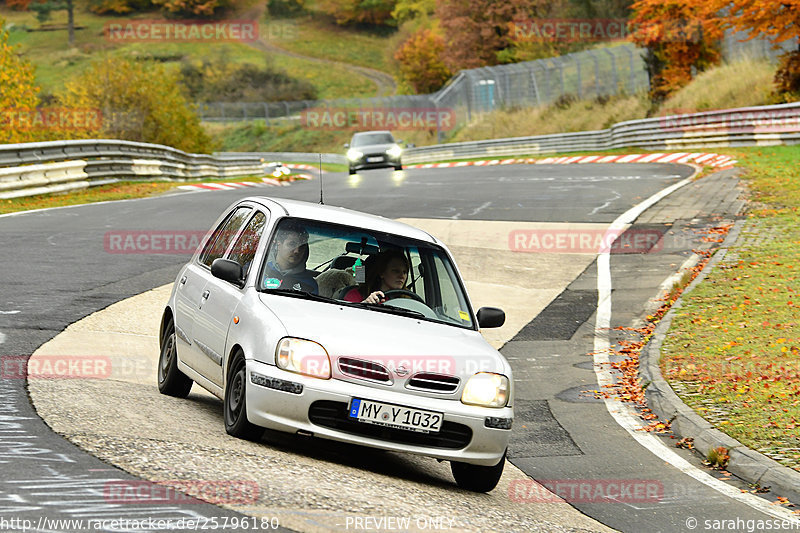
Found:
[592,170,800,522]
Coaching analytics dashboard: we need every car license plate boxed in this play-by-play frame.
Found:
[349,398,442,433]
[366,156,384,163]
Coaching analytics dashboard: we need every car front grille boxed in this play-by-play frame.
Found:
[338,357,392,384]
[406,373,460,393]
[308,400,472,450]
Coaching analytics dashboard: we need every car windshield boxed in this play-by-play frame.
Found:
[259,217,475,329]
[352,133,394,146]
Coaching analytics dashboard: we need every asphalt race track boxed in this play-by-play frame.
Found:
[1,162,797,532]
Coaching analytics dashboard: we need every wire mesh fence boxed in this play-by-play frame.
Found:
[198,33,798,135]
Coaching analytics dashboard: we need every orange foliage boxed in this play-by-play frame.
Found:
[628,0,722,102]
[4,0,33,9]
[0,16,41,143]
[150,0,231,17]
[711,0,800,100]
[394,28,451,94]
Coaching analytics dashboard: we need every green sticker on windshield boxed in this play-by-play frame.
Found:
[264,278,281,289]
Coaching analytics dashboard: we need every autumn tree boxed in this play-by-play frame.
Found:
[150,0,231,18]
[0,15,41,143]
[436,0,554,71]
[3,0,33,9]
[29,0,76,46]
[391,0,434,24]
[318,0,397,26]
[628,0,722,103]
[58,57,215,153]
[394,28,451,93]
[88,0,153,14]
[710,0,800,100]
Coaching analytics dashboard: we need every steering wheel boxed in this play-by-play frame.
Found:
[382,289,425,304]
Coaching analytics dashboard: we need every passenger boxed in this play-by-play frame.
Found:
[343,249,409,303]
[263,221,318,294]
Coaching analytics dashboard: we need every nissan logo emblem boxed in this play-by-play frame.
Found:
[395,366,409,377]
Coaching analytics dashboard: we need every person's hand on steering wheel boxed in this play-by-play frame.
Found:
[362,291,385,304]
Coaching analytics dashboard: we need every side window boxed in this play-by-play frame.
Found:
[433,253,471,326]
[227,211,267,279]
[199,207,251,268]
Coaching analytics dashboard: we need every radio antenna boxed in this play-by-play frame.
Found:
[318,153,324,205]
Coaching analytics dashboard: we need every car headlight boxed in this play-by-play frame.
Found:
[461,373,509,408]
[276,337,331,379]
[386,144,402,158]
[346,148,363,162]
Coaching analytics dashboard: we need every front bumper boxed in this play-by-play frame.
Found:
[245,359,511,466]
[350,154,401,171]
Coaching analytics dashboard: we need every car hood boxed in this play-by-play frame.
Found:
[353,143,395,153]
[258,293,506,378]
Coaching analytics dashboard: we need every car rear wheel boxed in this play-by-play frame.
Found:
[224,351,263,441]
[451,449,506,492]
[394,164,402,171]
[348,167,356,175]
[157,316,192,397]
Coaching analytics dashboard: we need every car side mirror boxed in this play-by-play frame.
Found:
[211,258,244,287]
[344,143,350,148]
[476,307,505,328]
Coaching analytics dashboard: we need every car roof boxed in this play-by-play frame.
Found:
[243,196,438,244]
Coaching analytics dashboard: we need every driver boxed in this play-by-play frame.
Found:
[343,249,409,304]
[263,221,318,294]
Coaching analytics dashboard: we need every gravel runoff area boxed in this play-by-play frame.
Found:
[28,219,615,533]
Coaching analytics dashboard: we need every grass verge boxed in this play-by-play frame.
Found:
[661,145,800,472]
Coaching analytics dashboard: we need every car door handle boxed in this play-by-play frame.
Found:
[180,276,187,285]
[201,290,210,300]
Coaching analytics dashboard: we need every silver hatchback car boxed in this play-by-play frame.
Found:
[158,197,513,492]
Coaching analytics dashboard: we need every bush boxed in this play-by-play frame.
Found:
[58,57,215,153]
[774,50,800,102]
[393,28,450,93]
[180,55,317,102]
[267,0,304,16]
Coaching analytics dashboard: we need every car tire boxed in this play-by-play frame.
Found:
[224,351,263,441]
[157,315,193,398]
[450,449,506,492]
[348,167,356,175]
[394,163,403,171]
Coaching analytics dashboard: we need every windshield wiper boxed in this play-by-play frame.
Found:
[346,302,427,319]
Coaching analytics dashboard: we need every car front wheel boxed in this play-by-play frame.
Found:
[451,449,506,492]
[348,166,356,175]
[157,315,192,398]
[224,351,263,441]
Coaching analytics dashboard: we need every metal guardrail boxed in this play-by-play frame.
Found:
[401,102,800,163]
[2,103,798,198]
[222,103,800,166]
[0,139,269,199]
